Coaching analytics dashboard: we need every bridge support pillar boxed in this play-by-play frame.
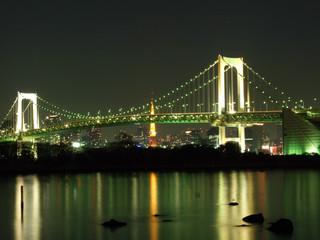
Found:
[219,126,226,146]
[217,56,244,114]
[218,124,246,153]
[238,125,245,153]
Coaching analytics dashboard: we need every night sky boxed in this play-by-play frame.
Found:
[1,1,320,137]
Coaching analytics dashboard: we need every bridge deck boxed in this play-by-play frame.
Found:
[0,111,283,141]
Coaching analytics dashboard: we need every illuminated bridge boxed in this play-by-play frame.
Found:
[1,56,320,155]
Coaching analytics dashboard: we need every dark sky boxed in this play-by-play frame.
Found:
[1,1,320,121]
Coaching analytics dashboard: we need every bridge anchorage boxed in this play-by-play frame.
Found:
[1,55,320,155]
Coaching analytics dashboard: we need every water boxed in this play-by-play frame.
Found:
[0,169,319,240]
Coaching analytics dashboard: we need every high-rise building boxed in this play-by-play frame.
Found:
[83,127,104,147]
[133,124,149,147]
[40,115,63,144]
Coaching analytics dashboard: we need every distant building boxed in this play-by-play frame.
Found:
[61,131,81,145]
[207,127,219,148]
[39,115,63,144]
[82,127,104,147]
[114,130,133,144]
[133,124,149,147]
[43,114,62,127]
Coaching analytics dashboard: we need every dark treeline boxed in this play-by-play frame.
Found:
[0,141,320,172]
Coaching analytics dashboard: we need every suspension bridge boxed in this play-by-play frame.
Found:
[1,56,320,155]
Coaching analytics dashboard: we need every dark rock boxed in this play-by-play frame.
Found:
[267,218,294,233]
[153,214,165,217]
[236,224,251,227]
[242,213,264,223]
[101,219,127,228]
[228,202,239,206]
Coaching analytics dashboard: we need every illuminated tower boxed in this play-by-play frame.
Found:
[16,92,39,133]
[149,94,158,147]
[216,56,246,152]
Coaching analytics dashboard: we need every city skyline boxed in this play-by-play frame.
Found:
[1,1,320,119]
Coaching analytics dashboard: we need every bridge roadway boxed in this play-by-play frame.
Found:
[0,110,283,141]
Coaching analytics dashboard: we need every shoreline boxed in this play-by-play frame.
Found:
[1,154,320,174]
[1,143,320,173]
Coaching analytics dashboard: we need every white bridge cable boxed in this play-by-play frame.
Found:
[222,59,300,110]
[154,65,231,113]
[37,104,75,119]
[34,60,220,119]
[243,62,304,109]
[111,60,219,116]
[0,97,18,132]
[37,96,92,119]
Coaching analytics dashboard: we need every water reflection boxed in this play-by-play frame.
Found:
[14,175,41,240]
[150,172,159,240]
[3,169,319,240]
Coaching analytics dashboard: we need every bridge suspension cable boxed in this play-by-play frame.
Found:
[0,97,18,133]
[243,62,305,110]
[37,96,92,119]
[106,60,220,116]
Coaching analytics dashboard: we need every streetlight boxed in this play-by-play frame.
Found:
[169,104,174,113]
[263,101,268,111]
[182,104,188,113]
[197,103,201,112]
[300,99,304,109]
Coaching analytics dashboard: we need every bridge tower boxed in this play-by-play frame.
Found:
[16,92,39,133]
[149,94,158,147]
[217,56,246,152]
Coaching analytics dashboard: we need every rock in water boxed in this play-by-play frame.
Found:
[242,213,264,223]
[228,202,239,206]
[153,214,165,217]
[101,219,127,228]
[267,218,293,233]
